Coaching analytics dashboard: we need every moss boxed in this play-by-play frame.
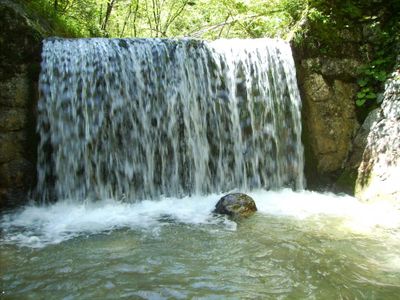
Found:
[335,169,358,195]
[18,0,83,38]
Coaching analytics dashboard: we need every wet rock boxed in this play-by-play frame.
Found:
[0,132,25,163]
[0,73,30,107]
[0,158,35,188]
[290,18,367,191]
[0,0,46,209]
[0,108,28,131]
[355,68,400,202]
[214,193,257,218]
[346,108,382,170]
[336,108,382,194]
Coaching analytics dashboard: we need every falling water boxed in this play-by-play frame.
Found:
[4,39,400,299]
[37,38,304,202]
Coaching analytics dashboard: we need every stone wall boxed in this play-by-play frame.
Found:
[0,0,46,208]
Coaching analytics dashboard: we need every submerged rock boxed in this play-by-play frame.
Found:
[214,193,257,218]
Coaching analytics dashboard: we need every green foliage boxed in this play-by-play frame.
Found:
[23,0,310,39]
[356,56,390,107]
[22,0,82,37]
[299,0,400,112]
[354,1,400,109]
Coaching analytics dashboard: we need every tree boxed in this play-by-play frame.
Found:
[101,0,117,32]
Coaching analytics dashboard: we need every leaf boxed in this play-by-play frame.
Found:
[356,98,366,106]
[357,91,365,98]
[373,58,387,65]
[375,71,387,82]
[366,92,377,99]
[365,69,374,75]
[362,87,371,92]
[357,78,368,87]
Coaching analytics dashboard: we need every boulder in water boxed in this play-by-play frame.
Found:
[214,193,257,218]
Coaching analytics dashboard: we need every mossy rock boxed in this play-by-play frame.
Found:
[214,193,257,218]
[335,169,358,195]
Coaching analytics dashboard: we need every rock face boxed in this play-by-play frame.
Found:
[214,193,257,218]
[355,68,400,202]
[301,70,359,173]
[0,0,48,208]
[336,108,382,194]
[295,57,360,188]
[292,27,362,190]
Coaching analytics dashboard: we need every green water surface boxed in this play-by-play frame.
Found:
[1,213,399,299]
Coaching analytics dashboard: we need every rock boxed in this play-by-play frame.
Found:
[292,28,362,191]
[338,28,362,43]
[336,108,382,194]
[214,193,257,218]
[0,73,30,107]
[302,73,330,101]
[301,72,359,174]
[346,108,382,170]
[0,132,25,163]
[0,0,47,209]
[0,158,35,188]
[301,58,362,80]
[0,108,28,131]
[290,16,368,191]
[355,68,400,202]
[0,158,35,208]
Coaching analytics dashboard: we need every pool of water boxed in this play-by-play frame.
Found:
[1,190,400,299]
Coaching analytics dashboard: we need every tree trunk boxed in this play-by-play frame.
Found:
[102,0,117,32]
[120,0,140,37]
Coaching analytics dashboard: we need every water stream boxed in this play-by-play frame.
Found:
[1,190,400,298]
[1,38,399,298]
[36,38,303,202]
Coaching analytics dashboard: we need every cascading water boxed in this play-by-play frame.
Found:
[3,38,400,300]
[37,38,304,202]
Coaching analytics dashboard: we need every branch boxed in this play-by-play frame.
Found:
[162,0,189,36]
[218,13,231,38]
[188,13,263,38]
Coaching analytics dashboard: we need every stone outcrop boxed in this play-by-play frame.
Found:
[0,0,49,208]
[355,67,400,202]
[214,193,257,218]
[292,35,361,189]
[336,108,381,194]
[301,70,359,173]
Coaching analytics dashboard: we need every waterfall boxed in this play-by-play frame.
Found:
[37,38,304,202]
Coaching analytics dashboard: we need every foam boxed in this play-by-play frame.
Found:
[1,190,399,248]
